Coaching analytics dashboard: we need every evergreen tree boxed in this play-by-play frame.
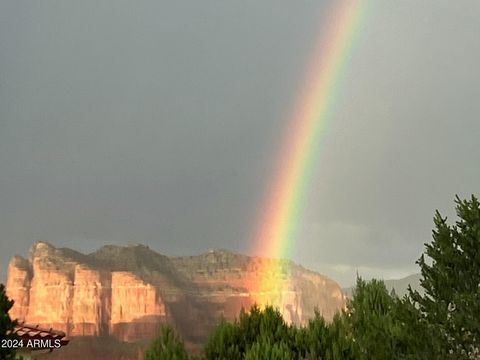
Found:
[204,304,360,360]
[410,195,480,359]
[291,310,356,360]
[0,283,17,360]
[203,319,242,360]
[347,277,435,360]
[392,294,442,360]
[244,338,293,360]
[203,304,292,360]
[324,313,356,360]
[143,324,189,360]
[347,278,398,359]
[292,311,329,359]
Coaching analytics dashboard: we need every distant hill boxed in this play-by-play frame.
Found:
[343,273,423,298]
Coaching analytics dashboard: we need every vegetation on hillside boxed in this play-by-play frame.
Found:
[143,195,480,359]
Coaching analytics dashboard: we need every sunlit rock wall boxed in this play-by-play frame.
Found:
[6,242,345,344]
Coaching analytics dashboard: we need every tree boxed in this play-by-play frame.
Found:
[0,283,18,360]
[324,313,356,360]
[203,304,292,360]
[244,338,293,360]
[143,324,189,360]
[203,319,242,360]
[292,311,329,359]
[392,294,442,360]
[290,310,356,360]
[410,195,480,359]
[347,278,400,359]
[346,277,436,360]
[204,304,358,360]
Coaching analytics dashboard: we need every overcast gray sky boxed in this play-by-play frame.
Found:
[1,0,479,287]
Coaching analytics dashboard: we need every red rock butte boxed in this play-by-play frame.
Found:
[6,241,345,345]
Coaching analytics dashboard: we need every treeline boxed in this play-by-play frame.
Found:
[144,195,480,360]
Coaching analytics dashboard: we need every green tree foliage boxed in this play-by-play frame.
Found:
[324,313,356,360]
[0,283,18,360]
[346,277,436,360]
[292,312,329,358]
[410,195,480,359]
[143,324,189,360]
[244,338,293,360]
[292,311,355,360]
[204,305,291,360]
[204,304,356,360]
[203,320,242,360]
[348,278,401,359]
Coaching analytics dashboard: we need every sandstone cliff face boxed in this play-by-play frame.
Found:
[6,256,31,321]
[110,271,167,342]
[170,251,344,325]
[6,242,345,344]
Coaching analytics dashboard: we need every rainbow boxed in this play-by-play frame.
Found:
[250,1,370,306]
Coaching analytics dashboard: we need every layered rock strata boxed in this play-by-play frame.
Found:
[6,242,345,343]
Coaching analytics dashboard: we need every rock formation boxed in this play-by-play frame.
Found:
[6,242,345,344]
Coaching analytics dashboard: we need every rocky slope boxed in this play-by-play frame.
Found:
[6,242,345,345]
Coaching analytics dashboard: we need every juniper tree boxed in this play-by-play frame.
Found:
[347,277,436,360]
[410,195,480,359]
[203,305,291,360]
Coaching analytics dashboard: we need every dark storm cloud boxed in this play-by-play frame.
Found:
[1,0,479,286]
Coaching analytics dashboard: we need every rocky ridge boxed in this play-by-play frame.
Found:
[6,242,345,344]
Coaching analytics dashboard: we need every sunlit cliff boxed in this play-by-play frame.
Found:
[6,241,345,344]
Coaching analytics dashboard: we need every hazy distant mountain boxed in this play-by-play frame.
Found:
[343,273,423,298]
